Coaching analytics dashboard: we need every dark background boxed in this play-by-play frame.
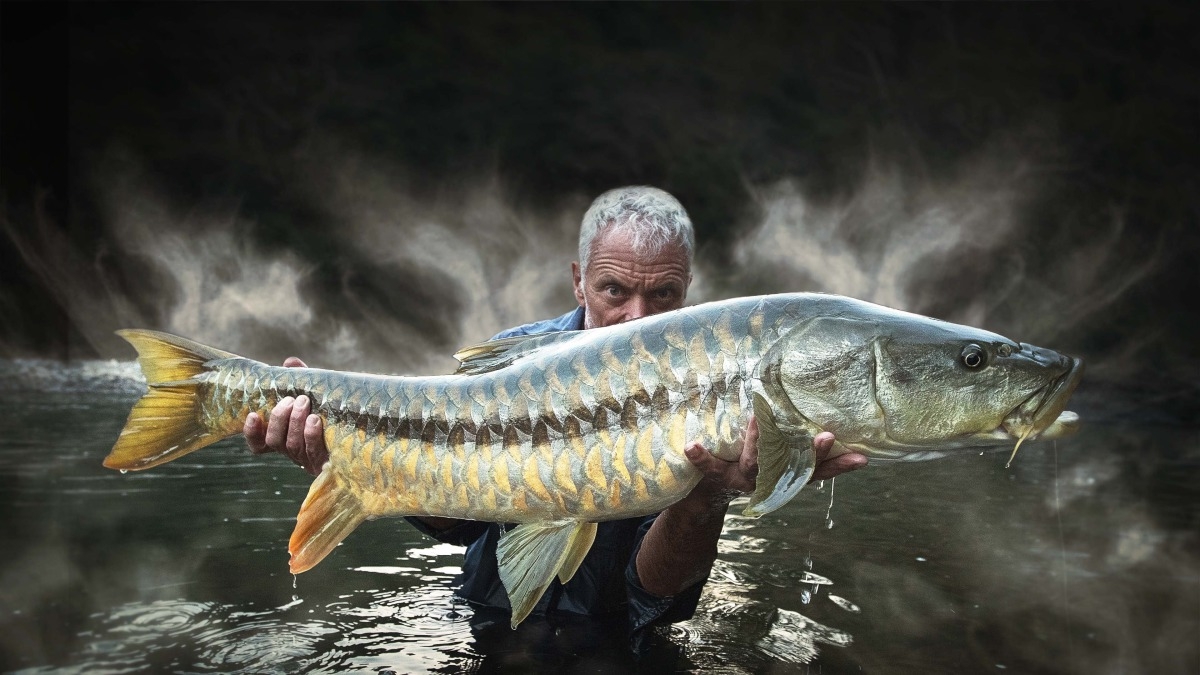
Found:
[2,2,1197,419]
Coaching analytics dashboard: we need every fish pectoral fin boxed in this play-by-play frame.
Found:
[288,467,367,574]
[496,520,597,628]
[743,393,817,518]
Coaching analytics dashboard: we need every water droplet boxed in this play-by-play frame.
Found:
[119,469,128,474]
[292,574,297,589]
[804,555,813,569]
[800,590,811,604]
[826,518,834,529]
[916,556,927,562]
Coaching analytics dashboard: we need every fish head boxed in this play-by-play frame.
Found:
[766,300,1084,458]
[865,320,1084,453]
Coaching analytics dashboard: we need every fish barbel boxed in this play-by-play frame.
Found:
[104,293,1083,625]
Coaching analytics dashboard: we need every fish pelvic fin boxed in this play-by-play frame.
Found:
[104,329,240,471]
[742,393,817,518]
[496,520,598,628]
[289,466,367,574]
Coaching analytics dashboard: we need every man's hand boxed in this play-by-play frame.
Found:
[243,357,329,476]
[636,418,868,597]
[682,416,868,501]
[243,359,462,532]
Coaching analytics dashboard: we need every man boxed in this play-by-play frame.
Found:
[245,186,867,647]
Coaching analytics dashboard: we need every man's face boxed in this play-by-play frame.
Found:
[572,226,691,329]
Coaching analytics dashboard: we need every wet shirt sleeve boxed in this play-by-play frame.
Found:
[404,516,489,547]
[624,514,707,639]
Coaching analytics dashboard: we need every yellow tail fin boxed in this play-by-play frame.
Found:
[104,329,240,471]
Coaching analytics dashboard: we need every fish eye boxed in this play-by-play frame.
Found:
[961,344,986,369]
[996,343,1013,358]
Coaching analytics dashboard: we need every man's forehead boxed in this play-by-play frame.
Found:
[588,226,691,270]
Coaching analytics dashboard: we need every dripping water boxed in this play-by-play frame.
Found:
[1054,440,1075,671]
[824,477,836,530]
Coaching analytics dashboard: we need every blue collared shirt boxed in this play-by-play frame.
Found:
[491,306,586,339]
[406,305,704,645]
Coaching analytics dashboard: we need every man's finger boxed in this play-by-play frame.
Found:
[812,431,835,463]
[245,412,267,453]
[685,443,754,493]
[265,397,295,451]
[740,416,760,476]
[811,452,868,482]
[303,414,327,476]
[684,443,734,482]
[287,395,311,456]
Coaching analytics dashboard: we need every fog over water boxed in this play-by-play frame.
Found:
[1,3,1197,673]
[3,138,1180,410]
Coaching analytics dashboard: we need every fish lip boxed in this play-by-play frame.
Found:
[1003,356,1085,439]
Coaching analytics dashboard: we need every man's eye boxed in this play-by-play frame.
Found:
[604,285,624,297]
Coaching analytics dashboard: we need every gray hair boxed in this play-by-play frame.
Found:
[578,186,695,275]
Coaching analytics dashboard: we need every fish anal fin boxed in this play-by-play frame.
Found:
[289,467,367,574]
[743,393,816,518]
[496,520,597,627]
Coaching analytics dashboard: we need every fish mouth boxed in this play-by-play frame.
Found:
[1002,355,1085,441]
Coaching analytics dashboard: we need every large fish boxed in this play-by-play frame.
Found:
[105,293,1083,625]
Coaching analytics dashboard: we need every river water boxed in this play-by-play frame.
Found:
[0,360,1196,673]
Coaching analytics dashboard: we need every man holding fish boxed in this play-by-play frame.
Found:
[243,186,869,640]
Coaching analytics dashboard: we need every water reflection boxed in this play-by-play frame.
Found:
[1,364,1197,673]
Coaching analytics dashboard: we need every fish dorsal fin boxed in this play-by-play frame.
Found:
[289,466,368,573]
[743,393,818,517]
[453,331,583,375]
[495,520,598,627]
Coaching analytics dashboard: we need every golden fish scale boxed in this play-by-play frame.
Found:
[197,301,776,523]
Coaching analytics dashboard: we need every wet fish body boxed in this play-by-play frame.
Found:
[105,293,1083,625]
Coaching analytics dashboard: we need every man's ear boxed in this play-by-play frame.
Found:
[572,261,585,307]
